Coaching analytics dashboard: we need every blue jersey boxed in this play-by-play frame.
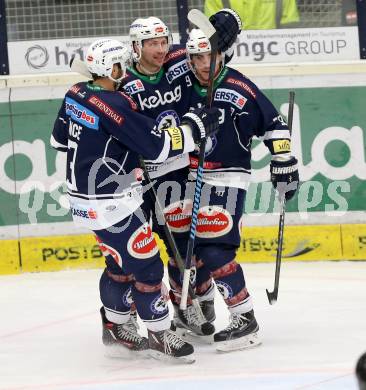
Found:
[51,81,195,229]
[122,45,193,178]
[186,67,291,189]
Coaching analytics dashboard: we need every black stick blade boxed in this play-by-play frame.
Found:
[266,289,278,305]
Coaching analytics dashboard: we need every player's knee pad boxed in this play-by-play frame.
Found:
[132,256,164,285]
[99,269,134,323]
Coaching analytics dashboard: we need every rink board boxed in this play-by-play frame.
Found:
[1,66,366,274]
[0,240,20,274]
[1,224,365,274]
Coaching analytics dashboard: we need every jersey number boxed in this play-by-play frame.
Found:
[67,140,78,191]
[185,75,192,87]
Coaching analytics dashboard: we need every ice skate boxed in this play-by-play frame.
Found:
[214,310,261,353]
[171,301,215,340]
[148,328,195,364]
[200,299,216,323]
[100,307,149,357]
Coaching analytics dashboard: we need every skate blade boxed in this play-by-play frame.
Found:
[215,332,262,353]
[148,350,195,364]
[175,327,214,344]
[104,345,150,359]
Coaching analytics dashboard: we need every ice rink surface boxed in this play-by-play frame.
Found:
[1,261,366,390]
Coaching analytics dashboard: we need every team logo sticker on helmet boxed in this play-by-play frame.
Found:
[196,206,233,238]
[127,223,159,259]
[164,200,192,233]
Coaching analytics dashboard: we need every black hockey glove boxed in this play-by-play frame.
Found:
[209,9,241,52]
[270,157,299,201]
[182,107,220,144]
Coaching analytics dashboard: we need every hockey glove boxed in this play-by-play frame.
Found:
[209,9,241,52]
[182,107,220,144]
[270,157,299,201]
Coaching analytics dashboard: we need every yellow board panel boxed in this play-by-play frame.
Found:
[1,223,362,275]
[237,225,342,262]
[20,233,170,273]
[0,239,20,274]
[341,224,366,260]
[20,234,105,272]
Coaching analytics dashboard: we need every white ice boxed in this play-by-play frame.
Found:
[1,261,366,390]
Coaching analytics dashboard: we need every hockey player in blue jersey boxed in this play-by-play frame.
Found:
[168,29,300,351]
[50,38,220,362]
[122,11,242,336]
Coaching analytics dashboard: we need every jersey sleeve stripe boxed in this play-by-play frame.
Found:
[50,134,67,151]
[180,124,195,154]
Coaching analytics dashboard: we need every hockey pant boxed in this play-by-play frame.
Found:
[168,184,253,314]
[96,208,170,332]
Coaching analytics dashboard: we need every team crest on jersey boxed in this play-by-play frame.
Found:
[214,88,247,110]
[164,200,192,233]
[156,110,180,131]
[123,79,145,95]
[166,59,190,84]
[127,223,159,259]
[196,206,233,238]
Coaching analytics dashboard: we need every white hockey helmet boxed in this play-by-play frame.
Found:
[86,39,132,83]
[186,29,224,82]
[129,17,172,61]
[186,28,211,55]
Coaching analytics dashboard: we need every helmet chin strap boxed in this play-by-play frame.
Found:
[107,75,122,90]
[108,63,125,88]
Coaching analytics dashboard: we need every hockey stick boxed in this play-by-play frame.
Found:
[69,57,92,78]
[138,157,214,335]
[266,90,295,305]
[180,9,219,311]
